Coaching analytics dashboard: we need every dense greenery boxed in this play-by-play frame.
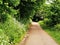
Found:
[0,15,29,45]
[39,0,60,27]
[0,0,60,45]
[0,0,45,45]
[20,0,45,20]
[39,0,60,44]
[39,21,60,44]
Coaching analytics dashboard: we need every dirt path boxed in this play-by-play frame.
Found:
[19,22,58,45]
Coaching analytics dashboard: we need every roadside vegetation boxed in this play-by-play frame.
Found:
[39,21,60,44]
[38,0,60,44]
[0,0,45,45]
[0,0,60,45]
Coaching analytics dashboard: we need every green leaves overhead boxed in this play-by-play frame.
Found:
[0,0,46,21]
[20,0,46,19]
[39,0,60,27]
[0,0,46,45]
[22,0,36,2]
[3,0,20,6]
[0,0,2,4]
[8,0,20,6]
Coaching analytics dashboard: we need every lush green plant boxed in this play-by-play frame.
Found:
[0,14,7,23]
[39,20,60,45]
[38,0,60,27]
[0,29,10,45]
[0,15,29,45]
[39,0,60,44]
[46,0,60,26]
[54,24,60,31]
[0,0,48,45]
[20,0,46,20]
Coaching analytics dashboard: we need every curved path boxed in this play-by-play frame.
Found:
[19,22,58,45]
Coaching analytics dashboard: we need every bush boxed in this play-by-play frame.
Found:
[0,15,29,45]
[0,0,45,45]
[43,18,53,27]
[0,14,7,23]
[0,29,10,45]
[54,24,60,31]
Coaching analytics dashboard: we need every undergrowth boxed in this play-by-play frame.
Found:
[0,15,30,45]
[39,21,60,45]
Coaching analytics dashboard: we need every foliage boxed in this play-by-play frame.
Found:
[0,14,7,23]
[38,0,60,44]
[46,30,60,44]
[54,24,60,31]
[0,0,47,45]
[46,0,60,26]
[39,21,60,45]
[38,0,60,27]
[20,0,45,20]
[0,29,10,45]
[0,15,28,45]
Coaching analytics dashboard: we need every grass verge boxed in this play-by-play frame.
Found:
[39,21,60,45]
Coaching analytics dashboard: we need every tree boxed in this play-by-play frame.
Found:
[0,0,20,22]
[46,0,60,26]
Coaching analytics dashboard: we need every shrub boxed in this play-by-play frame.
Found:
[43,18,53,27]
[54,24,60,31]
[0,14,7,23]
[0,15,29,45]
[0,29,10,45]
